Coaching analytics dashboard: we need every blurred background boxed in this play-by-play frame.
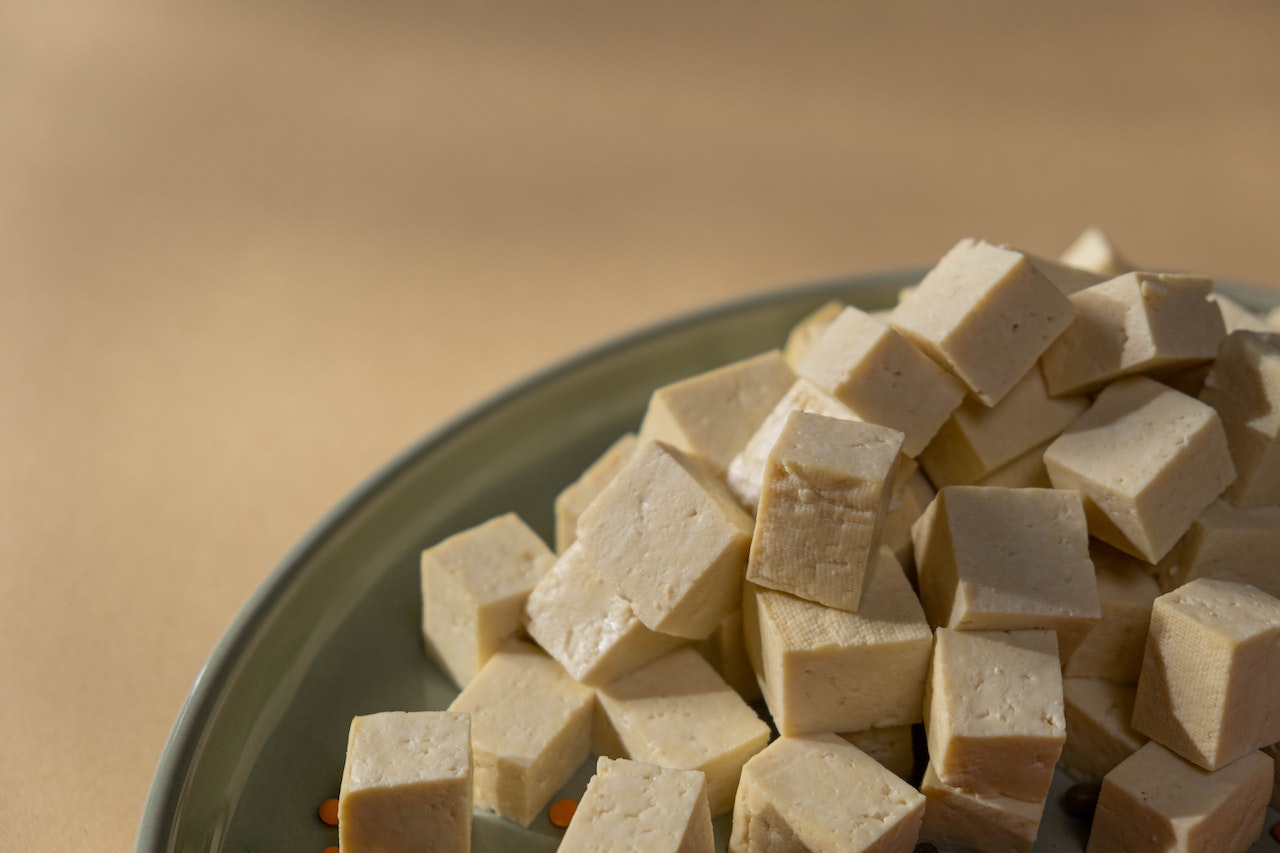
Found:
[2,0,1278,849]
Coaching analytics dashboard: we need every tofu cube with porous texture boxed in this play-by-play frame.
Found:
[1065,541,1160,684]
[523,542,685,687]
[1044,376,1236,563]
[730,733,925,853]
[1086,741,1274,853]
[744,548,932,736]
[837,725,915,781]
[1061,677,1147,784]
[747,411,904,612]
[919,367,1086,488]
[918,762,1046,853]
[420,512,555,688]
[1199,330,1280,509]
[338,711,472,853]
[1059,226,1133,278]
[554,432,637,552]
[783,300,846,368]
[888,238,1075,406]
[593,646,770,817]
[912,486,1099,662]
[577,440,754,639]
[925,628,1065,803]
[557,758,714,853]
[637,350,796,478]
[447,639,594,826]
[1131,577,1280,771]
[1040,272,1225,396]
[1155,500,1280,597]
[796,306,965,455]
[693,608,762,702]
[726,378,861,510]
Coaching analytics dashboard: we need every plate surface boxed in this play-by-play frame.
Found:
[137,271,1279,852]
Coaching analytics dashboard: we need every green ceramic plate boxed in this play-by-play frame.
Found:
[136,271,1279,852]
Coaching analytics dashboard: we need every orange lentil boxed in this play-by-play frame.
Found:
[548,798,578,828]
[318,797,340,827]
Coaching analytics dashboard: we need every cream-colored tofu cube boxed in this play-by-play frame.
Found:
[747,411,904,612]
[1040,272,1225,396]
[880,465,936,573]
[558,757,713,853]
[919,367,1086,487]
[918,762,1046,853]
[797,306,966,455]
[1044,376,1236,563]
[447,640,594,826]
[725,378,860,510]
[1086,742,1273,853]
[783,299,845,368]
[1061,677,1147,784]
[729,733,925,853]
[1026,250,1108,296]
[338,711,472,853]
[1058,226,1133,278]
[912,486,1099,661]
[744,549,933,736]
[638,350,796,478]
[888,238,1075,406]
[837,725,914,781]
[1211,291,1275,334]
[523,542,685,687]
[1200,330,1280,508]
[1132,577,1280,771]
[925,628,1065,802]
[1065,542,1160,684]
[554,433,637,552]
[693,608,761,702]
[420,512,555,688]
[593,646,770,816]
[1155,500,1280,597]
[971,440,1052,489]
[577,440,754,639]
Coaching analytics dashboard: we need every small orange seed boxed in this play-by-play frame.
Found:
[548,798,578,828]
[318,797,340,826]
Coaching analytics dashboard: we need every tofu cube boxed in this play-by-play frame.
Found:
[1131,577,1280,771]
[1044,376,1236,563]
[1065,541,1160,684]
[880,465,936,572]
[1155,500,1280,597]
[912,486,1099,661]
[523,542,684,687]
[918,762,1046,853]
[887,238,1075,406]
[837,725,915,781]
[796,306,966,455]
[1026,250,1108,296]
[725,378,861,511]
[747,411,904,612]
[1040,272,1225,396]
[729,733,925,853]
[638,350,796,477]
[1199,330,1280,508]
[594,646,770,816]
[420,513,554,687]
[558,758,714,853]
[918,367,1086,488]
[1058,226,1133,278]
[554,432,637,552]
[1086,742,1274,853]
[1061,677,1147,784]
[447,640,594,826]
[1211,292,1275,334]
[744,548,933,736]
[693,608,762,702]
[577,440,754,639]
[925,628,1066,802]
[783,300,846,367]
[338,711,472,853]
[971,440,1052,489]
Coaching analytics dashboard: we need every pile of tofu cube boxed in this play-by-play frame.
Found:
[337,229,1280,853]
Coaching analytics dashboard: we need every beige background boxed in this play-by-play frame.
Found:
[2,1,1279,849]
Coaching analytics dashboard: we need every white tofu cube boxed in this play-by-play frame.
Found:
[338,711,472,853]
[1058,226,1133,278]
[1044,376,1236,562]
[971,440,1052,489]
[1061,677,1147,784]
[693,608,762,702]
[879,464,936,573]
[1155,499,1280,597]
[1131,577,1280,771]
[1200,330,1280,508]
[918,762,1046,853]
[554,432,637,552]
[747,411,904,612]
[1065,541,1160,685]
[420,513,554,687]
[783,300,846,367]
[558,758,714,853]
[837,725,914,781]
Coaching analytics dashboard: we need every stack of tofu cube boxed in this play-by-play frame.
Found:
[337,229,1280,853]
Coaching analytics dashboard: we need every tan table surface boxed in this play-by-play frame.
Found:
[3,1,1279,849]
